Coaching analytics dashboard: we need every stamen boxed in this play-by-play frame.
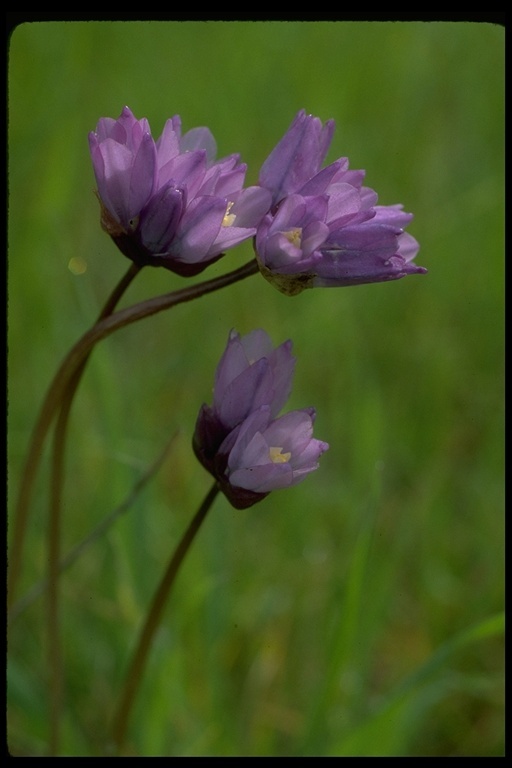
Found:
[269,446,291,464]
[222,201,236,227]
[283,227,302,247]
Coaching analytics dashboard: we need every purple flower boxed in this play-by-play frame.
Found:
[255,110,426,294]
[193,329,328,509]
[193,329,295,475]
[89,107,271,276]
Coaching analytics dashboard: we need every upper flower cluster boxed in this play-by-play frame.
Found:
[193,329,329,509]
[89,107,271,276]
[255,109,426,294]
[89,106,425,291]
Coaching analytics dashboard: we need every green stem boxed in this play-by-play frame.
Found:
[47,410,65,756]
[46,261,141,755]
[111,481,220,754]
[9,257,259,611]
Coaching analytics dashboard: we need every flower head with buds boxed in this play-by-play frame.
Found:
[255,110,426,294]
[193,329,328,509]
[89,107,271,276]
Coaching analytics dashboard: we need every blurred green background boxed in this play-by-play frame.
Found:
[7,21,504,756]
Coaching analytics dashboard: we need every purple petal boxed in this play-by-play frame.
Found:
[129,132,158,218]
[229,463,294,493]
[259,110,336,204]
[207,224,256,257]
[217,360,273,429]
[158,150,207,195]
[138,183,183,253]
[199,157,245,197]
[325,222,401,258]
[324,183,362,223]
[397,231,421,263]
[224,407,272,468]
[312,250,426,287]
[298,158,349,196]
[229,186,272,228]
[170,195,227,263]
[156,116,182,167]
[299,220,330,259]
[91,140,135,227]
[372,204,414,228]
[214,329,255,399]
[263,409,315,453]
[266,340,296,417]
[180,126,217,162]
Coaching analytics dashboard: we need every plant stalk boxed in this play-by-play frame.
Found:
[111,481,220,754]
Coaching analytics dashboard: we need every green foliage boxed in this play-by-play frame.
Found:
[7,20,504,756]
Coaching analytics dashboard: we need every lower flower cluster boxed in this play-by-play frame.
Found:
[193,329,329,509]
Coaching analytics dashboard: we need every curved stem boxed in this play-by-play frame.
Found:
[9,257,259,610]
[96,262,143,321]
[46,261,141,755]
[111,481,220,754]
[47,409,66,755]
[9,262,141,614]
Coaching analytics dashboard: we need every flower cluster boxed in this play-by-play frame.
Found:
[87,106,427,506]
[90,107,425,291]
[7,105,429,759]
[193,329,329,509]
[89,107,271,276]
[255,110,426,294]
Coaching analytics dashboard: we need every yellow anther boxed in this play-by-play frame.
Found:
[222,201,236,227]
[269,446,292,464]
[283,227,302,247]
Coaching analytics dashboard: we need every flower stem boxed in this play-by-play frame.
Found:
[111,481,220,754]
[9,257,259,611]
[46,261,141,755]
[47,413,65,756]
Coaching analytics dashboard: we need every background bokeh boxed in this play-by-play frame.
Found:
[7,21,504,756]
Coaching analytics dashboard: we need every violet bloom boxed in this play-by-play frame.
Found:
[89,107,271,276]
[255,110,426,295]
[193,329,295,476]
[193,329,328,509]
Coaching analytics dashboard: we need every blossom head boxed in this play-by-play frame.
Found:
[193,329,328,509]
[255,110,426,294]
[89,107,271,277]
[193,328,295,474]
